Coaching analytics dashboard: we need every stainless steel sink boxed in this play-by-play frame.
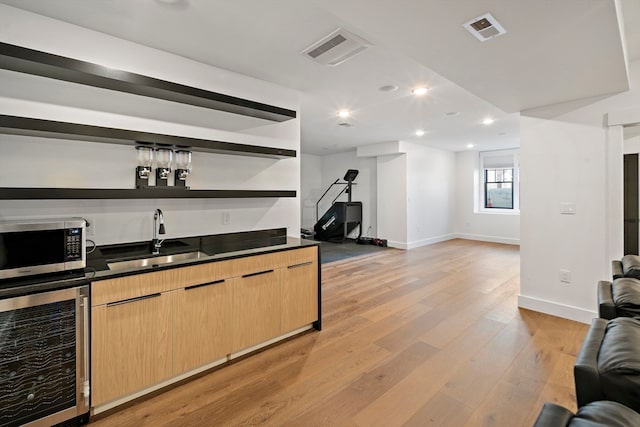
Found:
[107,251,207,271]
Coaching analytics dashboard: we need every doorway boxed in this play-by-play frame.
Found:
[624,153,639,254]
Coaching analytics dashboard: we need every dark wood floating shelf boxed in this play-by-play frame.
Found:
[0,42,296,123]
[0,115,296,158]
[0,188,296,200]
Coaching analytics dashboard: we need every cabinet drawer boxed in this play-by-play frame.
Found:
[168,259,234,290]
[92,271,172,306]
[231,252,284,277]
[286,246,318,267]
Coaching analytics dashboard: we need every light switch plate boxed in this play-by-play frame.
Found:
[560,202,576,215]
[559,269,571,283]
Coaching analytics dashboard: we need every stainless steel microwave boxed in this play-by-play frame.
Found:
[0,218,86,280]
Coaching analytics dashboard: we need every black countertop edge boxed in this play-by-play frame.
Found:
[86,237,319,282]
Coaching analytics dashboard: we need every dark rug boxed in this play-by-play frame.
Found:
[304,238,391,264]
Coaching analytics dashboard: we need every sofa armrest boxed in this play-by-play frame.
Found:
[574,318,607,407]
[612,260,624,279]
[533,402,574,427]
[598,281,617,320]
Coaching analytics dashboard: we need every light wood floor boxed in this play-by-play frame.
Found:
[89,239,589,427]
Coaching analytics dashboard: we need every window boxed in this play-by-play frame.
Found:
[479,149,519,212]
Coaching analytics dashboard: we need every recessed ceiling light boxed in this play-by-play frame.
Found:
[412,87,428,96]
[466,143,475,149]
[337,110,351,118]
[379,85,399,92]
[482,118,495,125]
[445,111,460,117]
[415,129,425,136]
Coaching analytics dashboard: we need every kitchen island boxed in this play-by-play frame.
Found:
[85,229,320,415]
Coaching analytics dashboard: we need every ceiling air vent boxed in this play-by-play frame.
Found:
[463,13,507,42]
[301,28,371,66]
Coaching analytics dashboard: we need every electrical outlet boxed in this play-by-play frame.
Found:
[222,211,231,225]
[559,269,571,284]
[85,217,95,236]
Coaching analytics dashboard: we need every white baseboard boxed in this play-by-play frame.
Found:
[387,233,518,249]
[406,234,456,249]
[517,295,596,324]
[386,240,407,249]
[454,233,520,245]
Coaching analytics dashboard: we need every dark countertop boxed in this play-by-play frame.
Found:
[0,228,318,300]
[85,236,317,281]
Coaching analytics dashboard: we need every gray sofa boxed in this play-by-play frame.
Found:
[533,401,640,427]
[574,317,640,412]
[597,278,640,319]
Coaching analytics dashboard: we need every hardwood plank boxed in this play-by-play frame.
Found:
[352,317,510,427]
[281,341,438,426]
[463,380,540,427]
[403,392,474,427]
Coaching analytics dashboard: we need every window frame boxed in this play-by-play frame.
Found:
[478,149,520,214]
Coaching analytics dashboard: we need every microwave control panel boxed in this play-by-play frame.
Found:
[65,228,83,260]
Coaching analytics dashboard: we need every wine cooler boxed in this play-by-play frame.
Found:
[0,284,90,427]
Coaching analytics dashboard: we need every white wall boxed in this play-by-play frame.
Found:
[405,142,456,248]
[354,141,456,249]
[518,60,640,323]
[0,5,301,245]
[300,153,322,230]
[519,117,608,322]
[455,150,520,244]
[303,142,519,249]
[376,153,407,247]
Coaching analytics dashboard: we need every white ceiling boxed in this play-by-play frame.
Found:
[0,0,637,155]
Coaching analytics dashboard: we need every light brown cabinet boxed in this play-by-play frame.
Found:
[91,288,172,406]
[281,247,319,334]
[172,279,233,374]
[232,270,281,352]
[90,245,319,409]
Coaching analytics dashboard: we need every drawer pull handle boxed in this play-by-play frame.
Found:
[107,293,161,307]
[242,269,274,278]
[288,261,313,269]
[185,279,225,291]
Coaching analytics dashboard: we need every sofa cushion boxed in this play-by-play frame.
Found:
[612,278,640,317]
[620,255,640,279]
[570,401,640,427]
[598,317,640,411]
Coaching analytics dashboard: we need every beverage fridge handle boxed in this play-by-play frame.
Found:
[82,295,90,406]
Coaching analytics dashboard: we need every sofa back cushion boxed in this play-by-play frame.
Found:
[620,254,640,279]
[612,278,640,317]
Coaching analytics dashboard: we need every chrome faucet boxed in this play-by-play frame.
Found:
[152,209,166,255]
